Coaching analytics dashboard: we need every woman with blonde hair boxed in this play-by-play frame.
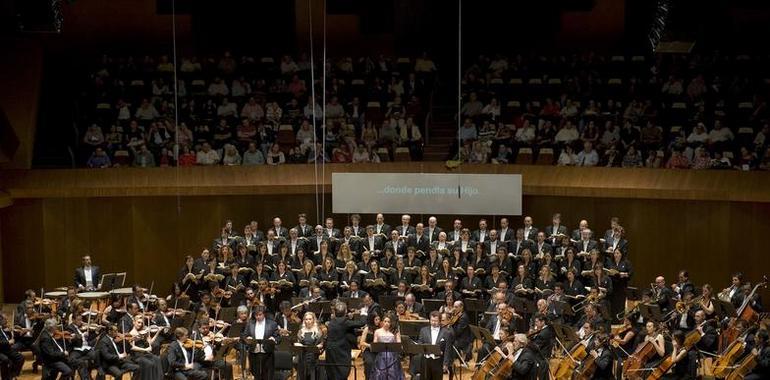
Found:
[296,311,325,380]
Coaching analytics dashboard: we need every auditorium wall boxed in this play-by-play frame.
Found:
[2,193,768,303]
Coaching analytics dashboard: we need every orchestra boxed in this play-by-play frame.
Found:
[3,213,767,380]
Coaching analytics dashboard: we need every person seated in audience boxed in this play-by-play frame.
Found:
[666,149,690,169]
[196,142,220,166]
[575,141,599,167]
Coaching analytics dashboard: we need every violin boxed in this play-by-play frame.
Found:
[113,333,135,343]
[53,330,74,340]
[441,310,462,327]
[182,339,206,349]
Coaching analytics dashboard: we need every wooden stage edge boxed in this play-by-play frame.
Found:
[1,163,769,203]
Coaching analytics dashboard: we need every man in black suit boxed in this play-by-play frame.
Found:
[98,324,140,379]
[359,294,382,319]
[545,213,569,246]
[484,230,503,256]
[294,213,313,238]
[396,214,416,238]
[404,294,424,317]
[263,230,282,256]
[508,229,533,258]
[533,232,553,259]
[338,227,362,255]
[571,219,591,241]
[0,315,23,380]
[522,216,538,241]
[340,281,368,299]
[373,213,391,236]
[693,310,718,353]
[362,226,385,255]
[119,303,141,333]
[240,306,280,380]
[384,230,407,257]
[449,301,472,361]
[447,219,463,243]
[324,302,365,380]
[74,255,101,291]
[39,319,73,380]
[307,225,328,254]
[239,225,261,253]
[248,220,267,243]
[286,228,307,257]
[168,327,207,380]
[529,314,554,359]
[471,218,490,243]
[323,217,341,239]
[414,311,453,380]
[508,334,536,380]
[436,280,462,301]
[672,270,695,301]
[498,218,514,242]
[590,333,614,380]
[576,229,598,255]
[425,216,443,244]
[212,229,236,255]
[408,223,431,254]
[270,217,289,239]
[603,226,629,256]
[654,276,675,313]
[66,313,98,380]
[347,214,367,238]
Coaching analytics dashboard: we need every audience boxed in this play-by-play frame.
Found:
[73,51,768,171]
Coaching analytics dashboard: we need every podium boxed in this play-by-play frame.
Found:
[463,298,486,325]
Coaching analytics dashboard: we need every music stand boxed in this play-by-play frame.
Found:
[291,343,322,380]
[114,272,127,287]
[422,299,444,315]
[228,322,245,338]
[379,295,405,312]
[307,301,332,317]
[715,300,736,319]
[463,298,486,325]
[399,320,430,338]
[553,300,573,318]
[639,304,663,322]
[470,325,496,346]
[371,342,403,355]
[555,323,580,347]
[341,297,364,311]
[99,273,116,291]
[403,339,443,380]
[626,287,641,301]
[218,307,237,323]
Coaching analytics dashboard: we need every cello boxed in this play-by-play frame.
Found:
[472,346,514,380]
[553,334,592,380]
[726,350,758,380]
[713,328,753,379]
[719,276,767,351]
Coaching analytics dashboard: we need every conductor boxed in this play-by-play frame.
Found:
[325,302,365,380]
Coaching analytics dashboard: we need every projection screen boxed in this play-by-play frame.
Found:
[332,173,522,215]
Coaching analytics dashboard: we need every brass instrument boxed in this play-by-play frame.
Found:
[675,295,704,314]
[718,285,735,303]
[616,301,640,320]
[572,294,598,313]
